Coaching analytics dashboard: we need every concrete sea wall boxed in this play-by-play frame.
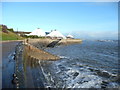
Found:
[58,39,82,45]
[23,43,60,61]
[27,38,82,48]
[11,38,82,88]
[23,38,82,61]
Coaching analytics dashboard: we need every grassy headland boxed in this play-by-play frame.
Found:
[0,25,24,41]
[0,31,24,41]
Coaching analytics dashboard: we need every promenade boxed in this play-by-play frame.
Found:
[2,41,21,88]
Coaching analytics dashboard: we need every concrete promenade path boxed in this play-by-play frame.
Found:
[2,41,22,88]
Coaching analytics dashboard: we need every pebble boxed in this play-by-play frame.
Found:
[101,86,106,88]
[102,81,109,84]
[16,83,19,86]
[12,78,18,84]
[13,73,17,78]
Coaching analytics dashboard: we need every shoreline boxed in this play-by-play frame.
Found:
[2,38,82,88]
[14,38,82,88]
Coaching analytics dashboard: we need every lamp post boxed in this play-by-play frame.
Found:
[17,28,18,40]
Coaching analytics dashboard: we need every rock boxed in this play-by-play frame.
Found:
[13,55,16,60]
[13,73,17,78]
[73,72,79,79]
[101,86,106,88]
[12,78,18,84]
[89,68,94,72]
[16,83,19,87]
[102,71,111,78]
[15,77,18,80]
[73,72,79,77]
[102,81,109,84]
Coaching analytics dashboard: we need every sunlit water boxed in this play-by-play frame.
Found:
[25,40,119,88]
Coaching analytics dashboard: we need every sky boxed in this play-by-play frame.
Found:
[2,2,118,40]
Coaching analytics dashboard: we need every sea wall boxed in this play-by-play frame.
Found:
[26,38,54,48]
[27,38,82,48]
[23,43,60,61]
[22,38,82,61]
[11,38,82,88]
[58,39,82,45]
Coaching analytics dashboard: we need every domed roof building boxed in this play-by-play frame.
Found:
[67,34,74,39]
[46,30,66,39]
[27,28,46,37]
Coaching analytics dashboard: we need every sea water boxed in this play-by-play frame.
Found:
[27,40,119,88]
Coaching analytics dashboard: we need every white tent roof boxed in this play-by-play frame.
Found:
[47,30,66,39]
[27,28,46,36]
[67,34,74,38]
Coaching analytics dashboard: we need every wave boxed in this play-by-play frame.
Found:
[96,40,118,42]
[59,55,70,59]
[29,54,119,88]
[48,57,120,88]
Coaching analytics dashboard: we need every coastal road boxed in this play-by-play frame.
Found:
[2,41,22,88]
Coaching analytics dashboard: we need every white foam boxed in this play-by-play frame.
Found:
[8,52,16,60]
[58,66,103,88]
[107,82,119,88]
[59,56,70,59]
[66,72,102,88]
[38,56,119,88]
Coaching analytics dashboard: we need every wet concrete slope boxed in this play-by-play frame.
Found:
[2,41,21,88]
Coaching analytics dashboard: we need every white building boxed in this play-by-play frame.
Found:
[66,34,74,39]
[46,30,66,39]
[26,28,46,37]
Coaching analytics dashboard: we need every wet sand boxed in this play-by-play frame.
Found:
[2,41,21,88]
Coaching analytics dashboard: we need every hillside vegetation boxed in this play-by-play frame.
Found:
[0,31,24,41]
[0,25,24,41]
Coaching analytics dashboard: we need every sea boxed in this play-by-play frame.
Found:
[25,40,119,88]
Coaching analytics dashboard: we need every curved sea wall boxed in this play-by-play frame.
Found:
[58,39,82,45]
[23,43,60,60]
[27,38,82,48]
[22,38,82,61]
[12,38,82,88]
[23,38,82,61]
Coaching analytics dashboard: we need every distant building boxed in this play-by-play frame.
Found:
[46,30,66,39]
[45,32,50,35]
[66,34,74,39]
[14,31,31,36]
[26,28,46,37]
[22,28,67,39]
